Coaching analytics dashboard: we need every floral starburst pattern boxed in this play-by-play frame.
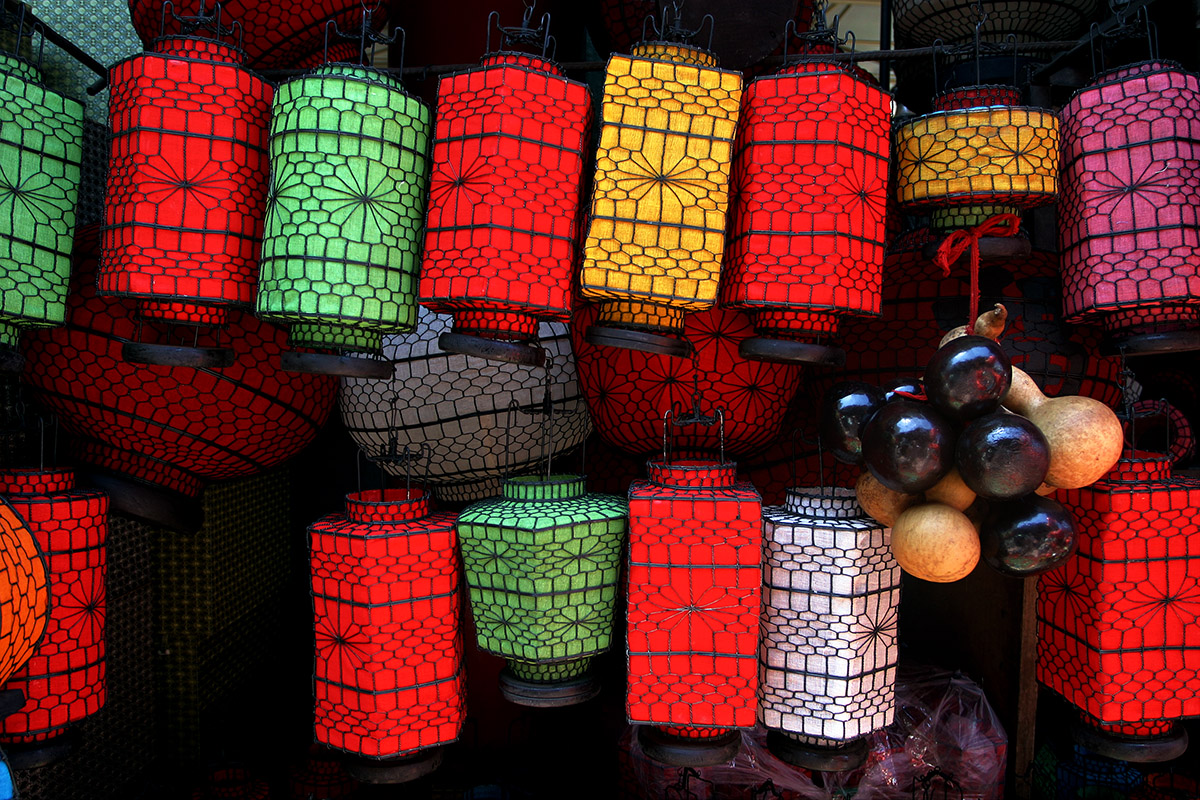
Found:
[0,161,70,226]
[58,575,106,645]
[315,617,372,678]
[137,156,227,210]
[322,160,405,242]
[609,150,717,218]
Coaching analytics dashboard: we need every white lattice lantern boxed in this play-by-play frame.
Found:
[759,487,900,771]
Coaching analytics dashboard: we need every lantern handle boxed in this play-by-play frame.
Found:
[1089,5,1157,77]
[540,354,555,480]
[782,1,857,66]
[322,2,398,67]
[0,3,46,73]
[503,398,521,480]
[160,0,244,52]
[642,2,714,53]
[910,767,964,800]
[486,6,557,61]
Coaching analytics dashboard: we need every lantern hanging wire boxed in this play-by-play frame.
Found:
[485,1,556,61]
[661,350,726,465]
[1088,1,1158,76]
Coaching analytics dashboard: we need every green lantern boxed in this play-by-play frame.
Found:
[257,60,430,378]
[457,474,627,706]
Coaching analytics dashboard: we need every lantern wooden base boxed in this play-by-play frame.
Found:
[766,731,870,772]
[738,337,846,366]
[437,333,546,367]
[637,726,741,768]
[498,667,601,708]
[3,729,78,770]
[121,342,235,369]
[344,747,444,784]
[85,472,203,532]
[1072,720,1189,764]
[584,326,691,358]
[1099,329,1200,358]
[279,351,393,379]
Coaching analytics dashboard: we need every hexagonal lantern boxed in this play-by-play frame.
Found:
[457,474,626,706]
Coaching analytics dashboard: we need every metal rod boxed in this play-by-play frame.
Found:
[878,0,891,87]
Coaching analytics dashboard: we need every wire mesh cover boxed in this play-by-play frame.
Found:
[339,305,591,503]
[0,496,48,687]
[721,59,890,341]
[0,468,105,743]
[21,229,336,498]
[0,53,83,348]
[100,34,272,325]
[626,460,762,730]
[1058,61,1200,337]
[759,487,899,745]
[893,0,1098,47]
[257,63,430,354]
[309,487,465,759]
[456,475,626,677]
[572,303,803,458]
[580,43,743,338]
[419,51,593,340]
[1037,451,1200,731]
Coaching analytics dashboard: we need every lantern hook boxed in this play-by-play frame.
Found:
[322,2,398,68]
[486,4,556,61]
[642,2,714,53]
[1089,5,1157,77]
[782,1,857,65]
[0,3,45,73]
[160,0,244,52]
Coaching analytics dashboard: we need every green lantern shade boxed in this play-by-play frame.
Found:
[457,474,627,706]
[257,63,430,376]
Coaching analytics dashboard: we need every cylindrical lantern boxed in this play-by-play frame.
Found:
[419,11,593,366]
[0,468,105,765]
[0,43,84,369]
[758,487,899,771]
[258,56,430,377]
[580,21,744,357]
[457,474,626,706]
[0,497,48,689]
[1037,449,1200,762]
[626,458,762,766]
[309,488,464,782]
[101,14,272,367]
[1059,61,1200,355]
[721,50,890,365]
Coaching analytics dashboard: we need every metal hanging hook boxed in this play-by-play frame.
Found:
[486,4,556,61]
[322,1,399,67]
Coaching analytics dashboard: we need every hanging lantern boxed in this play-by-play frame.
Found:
[100,2,273,368]
[339,306,591,503]
[0,7,84,372]
[457,473,626,706]
[627,447,762,766]
[0,468,105,767]
[579,11,744,357]
[258,17,429,379]
[1059,59,1200,355]
[0,497,48,689]
[419,9,593,367]
[720,19,890,366]
[893,0,1098,48]
[758,487,899,771]
[309,487,465,782]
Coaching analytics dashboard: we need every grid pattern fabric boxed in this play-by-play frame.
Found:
[310,488,465,759]
[0,496,47,687]
[626,460,762,730]
[258,64,430,354]
[420,52,593,337]
[339,305,591,503]
[1037,453,1200,729]
[758,488,899,745]
[457,475,626,673]
[0,469,106,743]
[1058,61,1200,333]
[722,60,890,340]
[581,43,743,336]
[893,0,1098,47]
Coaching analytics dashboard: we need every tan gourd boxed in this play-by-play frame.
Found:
[924,467,976,511]
[939,304,1008,347]
[891,502,980,583]
[856,470,921,527]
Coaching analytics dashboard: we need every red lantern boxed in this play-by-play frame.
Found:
[309,488,465,782]
[0,468,106,765]
[419,10,593,366]
[627,458,762,766]
[1059,60,1200,355]
[101,7,272,367]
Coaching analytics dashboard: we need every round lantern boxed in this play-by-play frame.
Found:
[258,52,430,378]
[0,468,105,768]
[1037,448,1200,762]
[101,9,272,368]
[309,487,464,783]
[721,37,890,365]
[419,9,594,367]
[758,487,899,771]
[627,458,762,766]
[21,230,336,518]
[1059,60,1200,355]
[579,13,744,357]
[457,474,626,706]
[0,497,48,690]
[893,0,1098,48]
[340,306,591,504]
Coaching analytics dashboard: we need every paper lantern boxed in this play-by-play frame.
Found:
[457,474,626,706]
[258,59,430,377]
[721,51,890,365]
[419,11,593,366]
[893,0,1098,47]
[579,27,744,356]
[1059,61,1200,355]
[309,488,464,782]
[758,487,899,771]
[896,85,1059,230]
[100,13,272,367]
[340,306,591,503]
[0,497,48,689]
[0,468,105,765]
[0,38,84,369]
[1037,449,1200,762]
[627,459,762,766]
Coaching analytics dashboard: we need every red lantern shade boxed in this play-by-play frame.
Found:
[0,468,106,756]
[1058,61,1200,355]
[626,459,762,766]
[309,488,464,780]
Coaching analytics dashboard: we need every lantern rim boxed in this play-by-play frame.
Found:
[480,50,565,77]
[1065,58,1194,106]
[149,32,249,63]
[500,473,588,501]
[289,60,409,96]
[628,41,721,69]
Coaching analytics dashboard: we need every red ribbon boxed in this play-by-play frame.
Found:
[932,214,1021,334]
